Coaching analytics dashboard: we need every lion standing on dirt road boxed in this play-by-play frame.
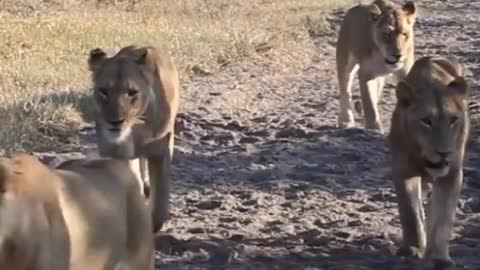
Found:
[88,44,180,233]
[336,0,416,133]
[389,56,470,270]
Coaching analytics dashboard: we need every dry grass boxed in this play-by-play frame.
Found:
[0,0,353,152]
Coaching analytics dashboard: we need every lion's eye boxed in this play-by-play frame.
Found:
[449,116,459,127]
[127,89,138,97]
[97,88,108,98]
[420,117,433,128]
[402,32,409,38]
[384,31,392,40]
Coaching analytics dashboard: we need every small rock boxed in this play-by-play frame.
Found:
[242,199,259,206]
[154,234,183,254]
[280,201,293,208]
[219,216,237,223]
[358,204,380,212]
[224,121,244,131]
[230,234,246,242]
[192,65,212,76]
[236,206,250,213]
[370,191,396,202]
[465,198,480,213]
[348,220,363,227]
[275,128,308,139]
[196,200,222,210]
[246,130,270,137]
[188,227,206,234]
[208,247,236,265]
[239,136,259,143]
[285,191,305,200]
[240,218,252,225]
[334,230,352,239]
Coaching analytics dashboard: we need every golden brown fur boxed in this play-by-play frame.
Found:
[0,153,154,270]
[336,0,416,133]
[388,56,470,269]
[88,44,180,232]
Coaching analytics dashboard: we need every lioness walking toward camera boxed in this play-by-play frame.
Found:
[389,56,469,270]
[336,0,416,133]
[88,44,180,232]
[0,153,154,270]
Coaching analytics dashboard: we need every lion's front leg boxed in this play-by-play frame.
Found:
[358,70,385,133]
[147,155,172,233]
[393,168,426,258]
[168,129,175,159]
[336,51,358,129]
[423,170,462,270]
[139,157,150,197]
[128,158,146,197]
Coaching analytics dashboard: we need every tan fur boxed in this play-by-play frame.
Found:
[88,44,180,232]
[336,0,416,133]
[0,153,154,270]
[388,56,470,269]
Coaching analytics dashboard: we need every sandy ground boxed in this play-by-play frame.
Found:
[39,0,480,269]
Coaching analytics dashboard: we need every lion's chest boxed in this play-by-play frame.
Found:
[96,122,152,159]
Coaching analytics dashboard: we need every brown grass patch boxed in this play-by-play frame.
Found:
[0,0,354,152]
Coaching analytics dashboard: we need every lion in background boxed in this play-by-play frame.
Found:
[336,0,416,133]
[389,56,470,270]
[88,44,180,232]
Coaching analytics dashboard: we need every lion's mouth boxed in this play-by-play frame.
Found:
[107,118,126,132]
[385,58,399,65]
[108,127,122,133]
[425,159,449,170]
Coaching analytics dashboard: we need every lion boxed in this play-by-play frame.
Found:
[0,153,154,270]
[388,56,470,270]
[88,44,180,232]
[336,0,416,133]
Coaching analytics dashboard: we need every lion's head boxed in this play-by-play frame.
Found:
[395,56,469,178]
[0,154,66,269]
[368,0,416,69]
[88,45,158,142]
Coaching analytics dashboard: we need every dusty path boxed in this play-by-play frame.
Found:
[43,0,480,269]
[149,1,480,269]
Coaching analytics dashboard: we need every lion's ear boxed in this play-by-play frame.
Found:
[402,1,416,17]
[134,47,155,66]
[135,47,149,65]
[134,47,157,72]
[368,3,382,21]
[448,76,469,99]
[396,81,414,107]
[88,48,107,71]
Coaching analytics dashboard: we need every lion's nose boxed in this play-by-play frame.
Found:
[392,53,402,61]
[436,150,451,159]
[109,119,125,128]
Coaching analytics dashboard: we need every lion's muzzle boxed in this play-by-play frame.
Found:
[107,118,126,132]
[424,153,451,178]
